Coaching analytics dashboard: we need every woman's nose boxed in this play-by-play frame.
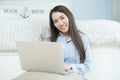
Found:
[58,20,63,25]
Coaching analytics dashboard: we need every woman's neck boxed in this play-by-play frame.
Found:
[62,33,70,41]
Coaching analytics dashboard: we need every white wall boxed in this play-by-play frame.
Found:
[71,0,120,22]
[112,0,120,22]
[1,0,120,21]
[71,0,112,20]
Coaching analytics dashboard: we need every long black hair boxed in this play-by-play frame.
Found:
[49,5,85,63]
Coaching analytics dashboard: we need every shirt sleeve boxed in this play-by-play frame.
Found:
[71,34,92,75]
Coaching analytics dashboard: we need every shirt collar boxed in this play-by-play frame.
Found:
[59,32,72,43]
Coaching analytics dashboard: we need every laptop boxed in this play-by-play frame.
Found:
[16,41,73,75]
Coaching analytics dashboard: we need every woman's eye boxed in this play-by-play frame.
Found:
[61,17,64,19]
[53,20,57,23]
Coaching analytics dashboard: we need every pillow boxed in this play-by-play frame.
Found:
[76,20,120,46]
[0,19,43,51]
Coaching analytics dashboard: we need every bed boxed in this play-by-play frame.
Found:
[0,19,120,80]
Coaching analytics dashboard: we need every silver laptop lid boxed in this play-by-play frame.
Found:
[16,41,66,74]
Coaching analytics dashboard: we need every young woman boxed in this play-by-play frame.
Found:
[45,5,91,76]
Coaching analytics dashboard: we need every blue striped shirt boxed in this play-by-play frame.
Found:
[44,33,91,75]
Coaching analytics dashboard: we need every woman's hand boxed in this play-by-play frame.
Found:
[64,64,72,71]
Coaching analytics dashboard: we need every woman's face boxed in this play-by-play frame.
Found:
[51,12,69,34]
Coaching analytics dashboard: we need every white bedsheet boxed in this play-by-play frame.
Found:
[0,44,120,80]
[0,52,24,80]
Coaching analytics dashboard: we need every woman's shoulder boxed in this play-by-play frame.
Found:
[79,32,90,43]
[79,32,88,39]
[79,32,90,50]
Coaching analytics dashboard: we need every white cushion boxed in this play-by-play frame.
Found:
[76,20,120,45]
[0,19,44,51]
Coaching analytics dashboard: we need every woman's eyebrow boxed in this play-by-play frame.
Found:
[52,15,65,21]
[59,15,64,18]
